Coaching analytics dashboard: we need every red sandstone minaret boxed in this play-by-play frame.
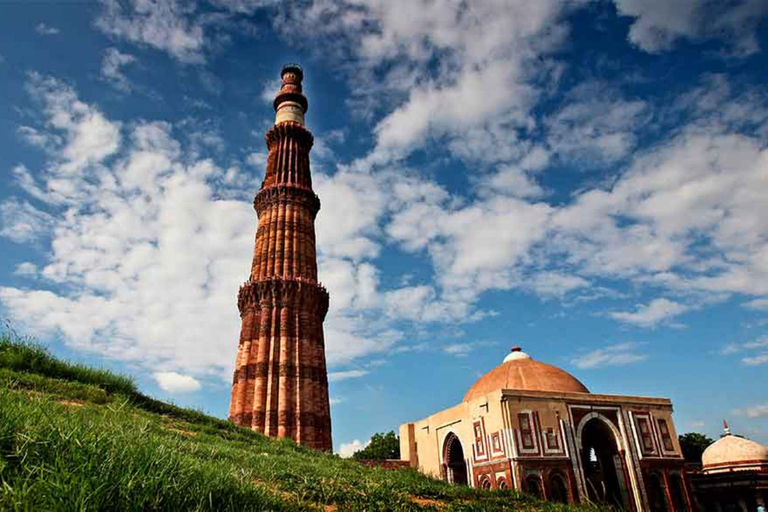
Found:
[229,64,332,451]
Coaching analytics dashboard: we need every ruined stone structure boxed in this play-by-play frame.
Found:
[229,65,332,451]
[400,347,693,510]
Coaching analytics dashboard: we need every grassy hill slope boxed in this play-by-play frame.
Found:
[0,333,602,511]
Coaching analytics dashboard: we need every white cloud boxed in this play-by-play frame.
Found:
[268,3,768,324]
[275,0,573,167]
[35,23,60,35]
[545,83,648,164]
[13,263,38,277]
[526,272,589,298]
[245,151,266,168]
[0,199,53,243]
[26,73,121,177]
[153,371,202,393]
[550,83,768,299]
[259,77,281,104]
[0,77,259,380]
[734,404,768,418]
[17,127,62,151]
[101,48,137,91]
[327,369,368,382]
[5,3,768,405]
[609,298,688,328]
[614,0,768,55]
[442,341,491,357]
[742,353,768,366]
[720,336,768,366]
[315,170,386,261]
[337,438,369,458]
[95,0,206,63]
[745,298,768,311]
[208,0,280,15]
[571,342,647,369]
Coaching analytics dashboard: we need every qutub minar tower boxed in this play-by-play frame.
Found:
[229,65,332,451]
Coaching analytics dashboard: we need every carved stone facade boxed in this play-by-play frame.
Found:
[400,348,693,510]
[229,65,332,451]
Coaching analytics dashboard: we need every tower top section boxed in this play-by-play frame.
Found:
[274,63,308,125]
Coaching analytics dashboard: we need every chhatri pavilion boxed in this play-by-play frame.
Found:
[399,346,692,510]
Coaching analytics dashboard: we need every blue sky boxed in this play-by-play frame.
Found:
[1,0,767,456]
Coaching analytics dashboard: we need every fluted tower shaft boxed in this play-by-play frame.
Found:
[229,65,332,451]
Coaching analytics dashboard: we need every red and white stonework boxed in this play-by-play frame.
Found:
[229,65,332,452]
[400,347,693,510]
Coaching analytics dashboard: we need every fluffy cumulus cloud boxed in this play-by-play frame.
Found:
[609,299,689,328]
[264,1,768,326]
[734,404,768,419]
[544,82,648,165]
[0,199,54,243]
[549,80,768,300]
[0,75,427,386]
[337,438,368,458]
[95,0,207,63]
[745,298,768,311]
[5,0,768,398]
[101,47,137,91]
[154,371,202,393]
[24,72,121,177]
[614,0,768,55]
[571,342,648,369]
[0,77,256,381]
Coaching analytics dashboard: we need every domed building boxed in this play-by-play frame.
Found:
[690,423,768,511]
[399,347,692,510]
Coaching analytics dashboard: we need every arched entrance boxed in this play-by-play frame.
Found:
[548,472,569,503]
[443,433,468,485]
[579,417,631,509]
[525,475,543,499]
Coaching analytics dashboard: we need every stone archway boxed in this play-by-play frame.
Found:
[525,474,543,499]
[443,433,468,485]
[548,472,570,503]
[578,416,631,509]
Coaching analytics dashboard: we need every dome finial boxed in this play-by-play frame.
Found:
[723,419,731,436]
[503,346,531,363]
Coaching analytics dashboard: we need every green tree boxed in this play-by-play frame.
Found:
[678,432,714,463]
[352,431,400,460]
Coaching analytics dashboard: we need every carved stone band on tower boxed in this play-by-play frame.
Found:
[229,65,332,451]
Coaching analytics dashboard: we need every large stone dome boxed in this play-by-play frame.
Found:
[463,347,589,402]
[702,430,768,474]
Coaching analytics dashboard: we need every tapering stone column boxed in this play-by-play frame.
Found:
[229,65,332,451]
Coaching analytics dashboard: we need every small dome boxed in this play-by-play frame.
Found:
[464,347,589,402]
[702,432,768,473]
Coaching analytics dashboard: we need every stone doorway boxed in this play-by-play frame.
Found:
[443,433,468,485]
[580,417,631,509]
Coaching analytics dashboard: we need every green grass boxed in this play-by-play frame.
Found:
[0,333,605,511]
